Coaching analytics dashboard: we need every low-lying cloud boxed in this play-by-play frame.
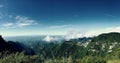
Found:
[65,30,84,41]
[43,26,120,42]
[85,27,120,37]
[43,35,53,42]
[65,27,120,40]
[43,35,64,42]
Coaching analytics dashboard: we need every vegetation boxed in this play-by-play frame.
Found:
[0,50,120,63]
[0,32,120,63]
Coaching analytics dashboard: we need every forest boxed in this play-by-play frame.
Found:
[0,32,120,63]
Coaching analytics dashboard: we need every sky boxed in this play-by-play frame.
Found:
[0,0,120,36]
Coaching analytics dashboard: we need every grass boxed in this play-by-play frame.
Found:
[107,59,120,63]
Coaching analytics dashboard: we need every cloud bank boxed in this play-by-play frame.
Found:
[65,30,84,41]
[85,27,120,37]
[64,27,120,40]
[43,35,53,42]
[43,35,64,42]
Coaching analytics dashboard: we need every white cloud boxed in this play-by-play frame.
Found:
[65,30,84,41]
[106,27,120,32]
[17,20,37,27]
[64,26,120,40]
[43,35,53,42]
[84,27,120,37]
[43,35,64,42]
[2,16,38,28]
[15,16,38,27]
[2,23,14,28]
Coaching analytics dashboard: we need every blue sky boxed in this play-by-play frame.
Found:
[0,0,120,36]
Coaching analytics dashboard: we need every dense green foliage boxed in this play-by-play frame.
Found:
[1,32,120,63]
[0,50,120,63]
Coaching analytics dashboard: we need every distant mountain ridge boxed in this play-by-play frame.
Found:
[31,32,120,58]
[1,32,120,58]
[0,35,16,53]
[92,32,120,42]
[0,35,34,55]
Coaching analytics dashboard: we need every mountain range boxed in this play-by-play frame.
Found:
[0,35,34,55]
[1,32,120,59]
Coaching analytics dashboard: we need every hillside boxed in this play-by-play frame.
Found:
[0,32,120,63]
[88,32,120,54]
[92,32,120,43]
[0,35,34,55]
